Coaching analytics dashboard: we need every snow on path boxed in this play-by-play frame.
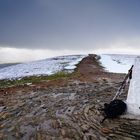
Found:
[0,55,86,80]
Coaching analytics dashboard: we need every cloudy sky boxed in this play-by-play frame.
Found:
[0,0,140,63]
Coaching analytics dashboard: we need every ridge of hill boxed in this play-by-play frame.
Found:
[0,54,140,140]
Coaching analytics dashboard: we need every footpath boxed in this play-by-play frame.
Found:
[0,55,140,140]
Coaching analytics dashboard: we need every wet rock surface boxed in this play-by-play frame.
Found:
[0,55,140,140]
[0,80,140,140]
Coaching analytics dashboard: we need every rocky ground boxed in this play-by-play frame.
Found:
[0,54,140,140]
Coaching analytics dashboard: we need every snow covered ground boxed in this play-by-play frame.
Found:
[99,54,137,73]
[0,54,139,80]
[0,55,86,80]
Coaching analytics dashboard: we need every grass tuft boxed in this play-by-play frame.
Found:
[0,71,71,88]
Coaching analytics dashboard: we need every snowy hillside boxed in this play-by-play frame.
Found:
[0,55,86,80]
[100,54,137,73]
[0,54,139,80]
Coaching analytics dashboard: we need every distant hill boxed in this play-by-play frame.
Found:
[0,63,20,69]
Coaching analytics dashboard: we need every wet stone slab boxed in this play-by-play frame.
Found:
[0,81,140,140]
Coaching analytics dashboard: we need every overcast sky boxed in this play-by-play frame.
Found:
[0,0,140,63]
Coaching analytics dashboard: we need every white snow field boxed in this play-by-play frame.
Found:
[0,55,86,80]
[99,54,137,73]
[0,54,138,80]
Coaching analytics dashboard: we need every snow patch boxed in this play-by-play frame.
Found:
[99,54,136,73]
[0,55,86,80]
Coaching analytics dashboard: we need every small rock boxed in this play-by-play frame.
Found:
[18,103,25,107]
[83,100,89,104]
[123,137,136,140]
[51,120,60,129]
[0,106,6,112]
[81,124,90,132]
[101,128,112,134]
[95,110,100,115]
[1,112,11,120]
[0,123,5,129]
[74,134,81,140]
[8,126,15,132]
[84,105,90,119]
[36,132,47,140]
[84,105,90,114]
[131,131,140,137]
[109,134,115,137]
[61,129,66,136]
[57,119,62,127]
[26,83,32,86]
[100,136,107,140]
[0,132,4,139]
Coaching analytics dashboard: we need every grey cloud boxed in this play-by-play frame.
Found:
[0,0,140,51]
